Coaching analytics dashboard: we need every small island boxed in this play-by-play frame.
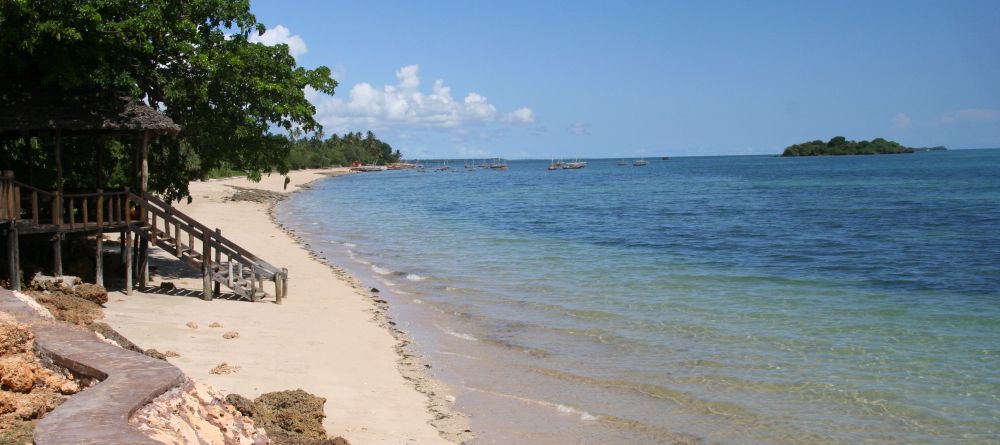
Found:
[782,136,913,156]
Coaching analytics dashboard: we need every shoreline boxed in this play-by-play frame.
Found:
[103,167,470,444]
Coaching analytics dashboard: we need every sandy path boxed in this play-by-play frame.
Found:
[103,168,458,445]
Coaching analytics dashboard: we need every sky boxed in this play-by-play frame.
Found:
[248,0,1000,158]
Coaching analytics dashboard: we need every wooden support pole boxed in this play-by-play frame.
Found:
[96,190,104,287]
[137,237,148,289]
[95,233,104,287]
[96,190,104,228]
[51,232,62,276]
[282,267,289,300]
[31,191,38,225]
[7,226,20,291]
[202,231,212,301]
[54,131,63,221]
[139,132,150,285]
[124,228,133,295]
[274,270,284,304]
[250,270,258,302]
[174,224,181,256]
[213,229,221,296]
[119,230,126,265]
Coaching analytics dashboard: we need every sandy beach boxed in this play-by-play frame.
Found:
[103,168,466,445]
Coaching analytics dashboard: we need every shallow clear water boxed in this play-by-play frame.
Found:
[278,150,1000,444]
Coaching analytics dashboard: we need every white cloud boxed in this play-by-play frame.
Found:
[503,107,535,124]
[893,112,911,129]
[568,122,590,136]
[307,64,534,133]
[941,108,1000,124]
[250,25,307,58]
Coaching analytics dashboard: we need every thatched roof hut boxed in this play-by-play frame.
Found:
[0,87,179,137]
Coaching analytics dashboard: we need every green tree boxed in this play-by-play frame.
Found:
[0,0,336,200]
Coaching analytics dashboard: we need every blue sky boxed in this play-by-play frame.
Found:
[249,0,1000,158]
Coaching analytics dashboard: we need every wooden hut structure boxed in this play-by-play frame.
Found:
[1,87,287,302]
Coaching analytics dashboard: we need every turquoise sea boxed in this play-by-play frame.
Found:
[278,149,1000,444]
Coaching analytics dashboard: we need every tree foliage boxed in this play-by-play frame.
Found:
[0,0,336,200]
[782,136,914,156]
[285,131,402,170]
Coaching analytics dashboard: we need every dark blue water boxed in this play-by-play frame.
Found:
[279,150,1000,444]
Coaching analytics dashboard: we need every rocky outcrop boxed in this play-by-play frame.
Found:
[132,379,269,445]
[226,389,351,445]
[0,312,82,439]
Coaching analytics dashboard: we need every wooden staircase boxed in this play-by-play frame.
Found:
[3,170,287,301]
[129,192,287,302]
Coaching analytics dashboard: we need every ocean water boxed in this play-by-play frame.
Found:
[277,150,1000,444]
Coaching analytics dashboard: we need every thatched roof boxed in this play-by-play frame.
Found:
[0,87,180,137]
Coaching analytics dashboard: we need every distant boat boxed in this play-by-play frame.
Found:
[633,158,648,166]
[617,159,627,166]
[562,160,586,169]
[490,158,508,170]
[661,156,670,160]
[436,160,450,171]
[548,158,560,170]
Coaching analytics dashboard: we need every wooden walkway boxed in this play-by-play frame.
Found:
[2,172,287,302]
[0,287,185,445]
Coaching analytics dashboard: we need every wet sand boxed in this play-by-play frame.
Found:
[103,168,468,445]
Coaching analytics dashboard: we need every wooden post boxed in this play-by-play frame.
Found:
[274,269,284,304]
[139,132,151,286]
[82,197,89,226]
[213,229,221,296]
[124,228,132,295]
[249,270,258,302]
[202,231,212,301]
[52,233,62,276]
[95,233,104,287]
[174,224,181,256]
[282,267,288,300]
[137,237,148,289]
[31,191,38,225]
[7,226,20,291]
[95,189,104,287]
[54,131,63,218]
[1,170,10,221]
[96,190,104,229]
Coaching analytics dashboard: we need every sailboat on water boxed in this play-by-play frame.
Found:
[633,157,648,166]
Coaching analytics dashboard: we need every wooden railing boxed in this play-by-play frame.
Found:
[2,172,133,230]
[130,192,287,302]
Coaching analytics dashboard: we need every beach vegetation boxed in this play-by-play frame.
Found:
[0,0,337,200]
[782,136,914,156]
[286,131,402,169]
